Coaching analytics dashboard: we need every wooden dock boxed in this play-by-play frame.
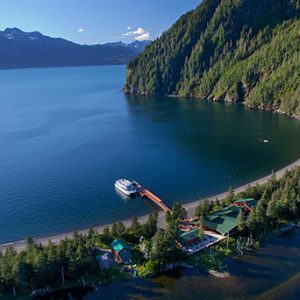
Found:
[133,182,172,213]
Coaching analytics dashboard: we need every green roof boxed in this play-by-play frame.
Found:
[111,239,130,253]
[204,205,241,235]
[234,198,257,208]
[179,229,199,243]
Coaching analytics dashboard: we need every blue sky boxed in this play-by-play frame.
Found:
[0,0,200,44]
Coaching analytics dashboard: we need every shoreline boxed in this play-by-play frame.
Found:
[1,157,299,253]
[166,94,300,121]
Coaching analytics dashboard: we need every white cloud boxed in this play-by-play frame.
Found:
[127,26,131,30]
[77,28,84,32]
[122,27,150,41]
[134,32,150,41]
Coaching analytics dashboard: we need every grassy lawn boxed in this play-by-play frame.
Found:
[95,241,111,250]
[187,238,236,272]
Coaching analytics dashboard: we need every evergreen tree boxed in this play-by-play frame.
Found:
[101,226,113,244]
[150,227,183,267]
[129,217,141,237]
[142,212,158,239]
[198,215,205,238]
[165,211,172,225]
[246,208,259,237]
[125,0,300,116]
[111,222,126,239]
[237,209,247,235]
[225,187,236,204]
[171,203,187,222]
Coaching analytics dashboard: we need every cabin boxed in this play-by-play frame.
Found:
[110,239,132,264]
[203,199,256,236]
[176,228,201,248]
[232,198,257,212]
[204,205,241,236]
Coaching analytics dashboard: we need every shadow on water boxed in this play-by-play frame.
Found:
[34,285,95,300]
[226,258,275,280]
[86,279,165,300]
[125,94,300,193]
[251,251,300,262]
[82,230,300,300]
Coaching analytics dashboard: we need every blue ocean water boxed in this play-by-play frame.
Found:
[0,65,299,244]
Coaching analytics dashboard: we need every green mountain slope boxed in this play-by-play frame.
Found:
[125,0,300,116]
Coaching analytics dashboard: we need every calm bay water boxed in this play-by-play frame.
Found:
[0,65,300,244]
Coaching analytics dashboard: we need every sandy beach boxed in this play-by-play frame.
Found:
[1,157,299,253]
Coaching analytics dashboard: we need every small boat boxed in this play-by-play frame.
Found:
[114,179,137,196]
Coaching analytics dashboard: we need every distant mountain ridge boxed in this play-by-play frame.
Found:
[103,40,151,53]
[0,28,151,69]
[125,0,300,116]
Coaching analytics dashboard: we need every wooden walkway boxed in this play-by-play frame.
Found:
[133,182,172,213]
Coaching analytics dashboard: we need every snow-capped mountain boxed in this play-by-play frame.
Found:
[0,28,152,69]
[127,40,151,53]
[97,40,151,53]
[1,28,43,41]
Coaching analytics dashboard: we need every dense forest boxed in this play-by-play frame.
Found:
[196,167,300,237]
[125,0,300,116]
[0,213,159,297]
[1,167,300,297]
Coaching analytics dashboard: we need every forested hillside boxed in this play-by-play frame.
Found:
[125,0,300,116]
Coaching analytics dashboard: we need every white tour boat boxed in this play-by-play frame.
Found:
[114,179,137,196]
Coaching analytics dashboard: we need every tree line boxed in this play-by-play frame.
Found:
[195,167,300,240]
[0,210,185,297]
[125,0,300,115]
[1,167,300,296]
[0,212,159,296]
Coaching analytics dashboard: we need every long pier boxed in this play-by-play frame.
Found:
[133,182,172,213]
